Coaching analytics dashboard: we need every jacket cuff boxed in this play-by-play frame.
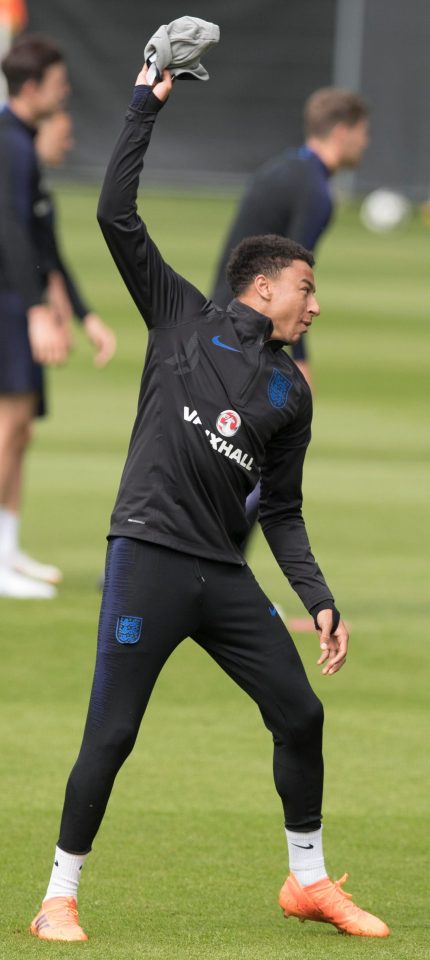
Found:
[129,85,164,113]
[310,600,340,633]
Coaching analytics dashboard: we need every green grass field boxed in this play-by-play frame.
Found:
[1,185,429,959]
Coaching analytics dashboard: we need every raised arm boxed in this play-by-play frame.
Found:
[97,66,206,328]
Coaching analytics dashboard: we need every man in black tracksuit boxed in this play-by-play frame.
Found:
[30,66,389,942]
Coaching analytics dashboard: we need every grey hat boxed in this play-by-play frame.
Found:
[144,16,220,84]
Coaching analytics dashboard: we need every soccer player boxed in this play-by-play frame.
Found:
[30,65,388,941]
[212,87,369,388]
[0,37,115,598]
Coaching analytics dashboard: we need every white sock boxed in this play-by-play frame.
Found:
[44,845,89,901]
[285,826,327,886]
[0,507,19,564]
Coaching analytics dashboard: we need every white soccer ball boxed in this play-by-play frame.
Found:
[360,189,411,232]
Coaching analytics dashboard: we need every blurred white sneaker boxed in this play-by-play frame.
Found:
[11,551,63,585]
[0,566,57,599]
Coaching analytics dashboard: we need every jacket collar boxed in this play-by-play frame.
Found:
[1,104,37,138]
[297,144,331,179]
[227,299,286,352]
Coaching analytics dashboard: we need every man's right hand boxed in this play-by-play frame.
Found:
[316,610,349,676]
[28,304,71,366]
[135,64,173,102]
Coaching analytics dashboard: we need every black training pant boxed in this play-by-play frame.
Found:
[59,537,324,853]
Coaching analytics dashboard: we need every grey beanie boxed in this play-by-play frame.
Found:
[144,15,220,84]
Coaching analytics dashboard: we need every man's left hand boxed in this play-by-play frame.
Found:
[316,609,349,676]
[135,64,173,102]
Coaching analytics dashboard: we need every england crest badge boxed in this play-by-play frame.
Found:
[116,615,143,645]
[267,369,292,409]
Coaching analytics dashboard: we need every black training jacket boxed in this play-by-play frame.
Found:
[97,86,335,616]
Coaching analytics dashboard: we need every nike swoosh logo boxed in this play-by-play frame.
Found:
[268,606,277,617]
[211,335,241,353]
[292,843,314,849]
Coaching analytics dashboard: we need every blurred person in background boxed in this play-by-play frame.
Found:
[212,87,369,388]
[212,88,369,545]
[0,36,115,599]
[0,0,27,101]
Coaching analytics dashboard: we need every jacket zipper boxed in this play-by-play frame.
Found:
[239,338,266,402]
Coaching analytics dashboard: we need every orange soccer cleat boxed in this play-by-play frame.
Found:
[30,896,88,942]
[279,871,390,937]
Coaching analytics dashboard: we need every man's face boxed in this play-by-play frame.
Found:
[338,118,369,167]
[31,62,70,119]
[265,260,320,343]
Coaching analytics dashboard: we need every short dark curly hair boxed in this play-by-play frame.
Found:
[226,235,314,297]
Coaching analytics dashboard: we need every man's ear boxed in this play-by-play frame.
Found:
[20,77,39,100]
[254,274,272,301]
